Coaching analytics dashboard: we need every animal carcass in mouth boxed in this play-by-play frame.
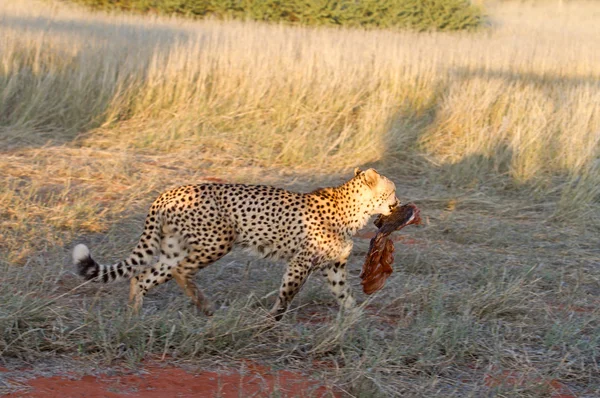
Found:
[360,203,421,295]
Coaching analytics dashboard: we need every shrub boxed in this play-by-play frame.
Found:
[65,0,485,31]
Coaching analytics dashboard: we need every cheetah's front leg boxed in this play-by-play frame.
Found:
[322,243,356,312]
[269,255,312,321]
[322,259,356,310]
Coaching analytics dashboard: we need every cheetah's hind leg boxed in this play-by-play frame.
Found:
[128,276,144,314]
[170,245,232,316]
[127,235,183,314]
[172,269,213,316]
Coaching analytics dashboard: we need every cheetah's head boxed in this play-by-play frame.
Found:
[354,168,399,216]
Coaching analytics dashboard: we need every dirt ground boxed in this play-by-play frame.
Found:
[1,360,336,397]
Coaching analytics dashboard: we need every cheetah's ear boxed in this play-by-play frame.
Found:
[364,168,379,187]
[354,167,362,177]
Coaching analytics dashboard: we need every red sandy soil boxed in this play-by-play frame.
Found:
[4,363,335,398]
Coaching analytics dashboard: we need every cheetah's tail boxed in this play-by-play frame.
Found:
[73,244,139,283]
[73,210,162,283]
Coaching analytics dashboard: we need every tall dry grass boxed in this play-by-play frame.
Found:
[1,1,599,216]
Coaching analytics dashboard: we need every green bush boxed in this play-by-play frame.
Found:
[65,0,485,31]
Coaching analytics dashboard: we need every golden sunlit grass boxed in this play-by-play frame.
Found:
[2,1,598,202]
[1,1,599,396]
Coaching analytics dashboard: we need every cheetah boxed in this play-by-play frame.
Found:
[73,168,399,320]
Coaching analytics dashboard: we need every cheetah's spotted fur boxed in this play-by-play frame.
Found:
[73,168,399,319]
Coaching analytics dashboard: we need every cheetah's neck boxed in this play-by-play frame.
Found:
[313,182,374,236]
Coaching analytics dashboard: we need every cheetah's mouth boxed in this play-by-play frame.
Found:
[388,192,399,208]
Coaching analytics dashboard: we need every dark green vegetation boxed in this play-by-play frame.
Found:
[65,0,485,31]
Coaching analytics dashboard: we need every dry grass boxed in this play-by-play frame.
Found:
[1,0,599,396]
[2,1,599,204]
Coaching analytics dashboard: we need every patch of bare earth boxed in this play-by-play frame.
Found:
[2,362,335,397]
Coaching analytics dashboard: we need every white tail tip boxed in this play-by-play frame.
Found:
[73,244,90,264]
